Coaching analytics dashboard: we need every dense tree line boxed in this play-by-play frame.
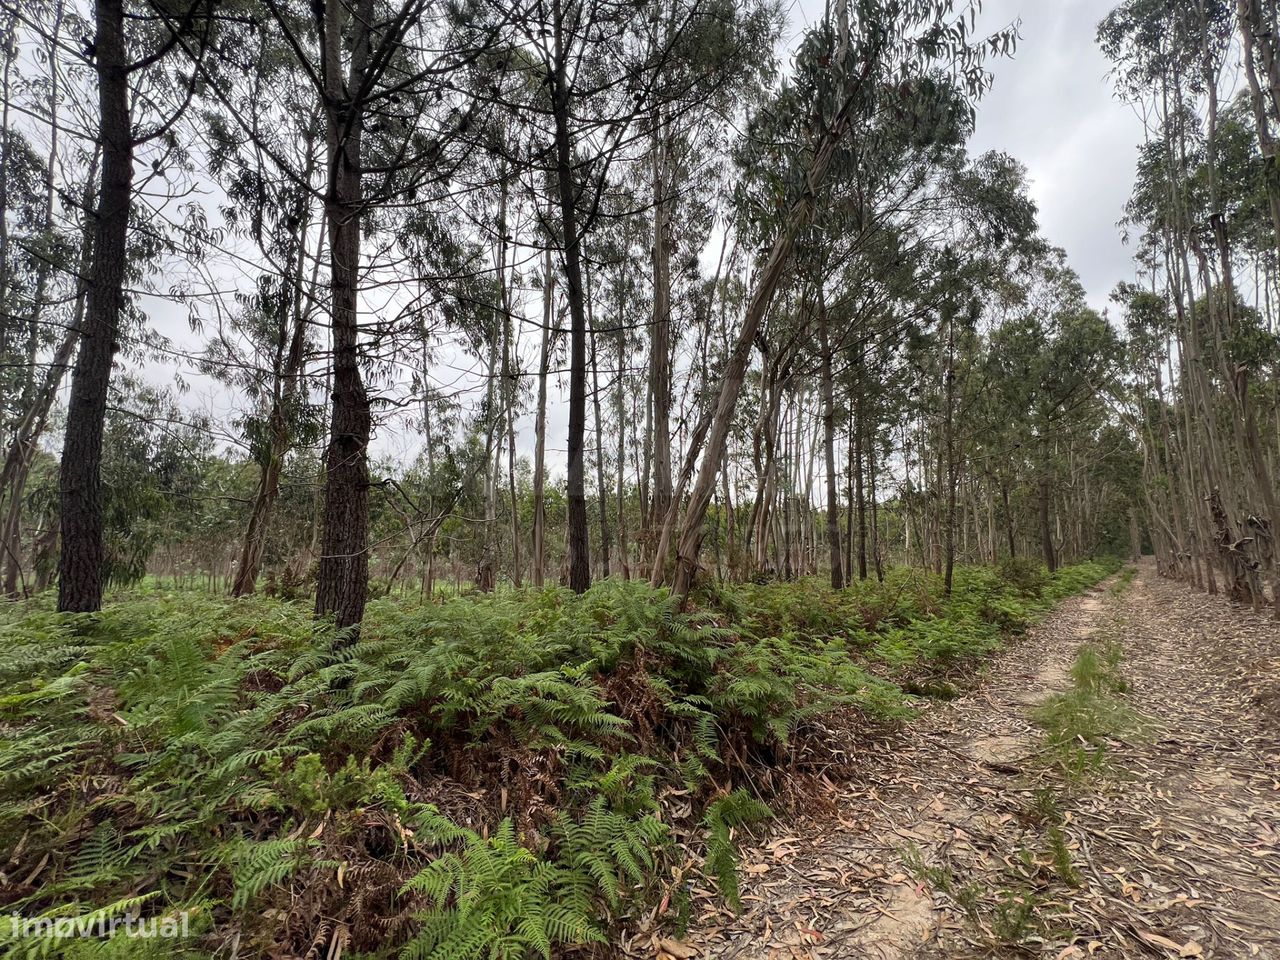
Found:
[1102,0,1280,613]
[0,0,1277,622]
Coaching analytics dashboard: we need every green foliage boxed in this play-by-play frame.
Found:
[990,890,1042,945]
[1033,638,1141,779]
[229,838,315,910]
[1045,824,1080,887]
[701,790,773,911]
[996,556,1048,597]
[399,820,603,960]
[554,797,667,909]
[0,561,1111,957]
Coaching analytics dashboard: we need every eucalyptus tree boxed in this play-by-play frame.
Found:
[783,70,979,587]
[489,0,777,592]
[1102,0,1280,611]
[191,29,327,597]
[666,0,1017,596]
[0,8,100,598]
[94,377,216,589]
[592,208,652,580]
[1237,0,1280,252]
[638,0,779,555]
[982,254,1118,570]
[931,152,1038,590]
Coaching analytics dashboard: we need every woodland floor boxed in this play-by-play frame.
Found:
[656,561,1280,959]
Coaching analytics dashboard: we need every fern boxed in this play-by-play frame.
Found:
[0,561,1115,956]
[229,837,315,910]
[554,796,668,908]
[701,790,773,912]
[400,820,604,960]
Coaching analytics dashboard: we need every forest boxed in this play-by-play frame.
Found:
[1,0,1279,956]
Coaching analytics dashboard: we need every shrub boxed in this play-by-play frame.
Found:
[996,557,1049,597]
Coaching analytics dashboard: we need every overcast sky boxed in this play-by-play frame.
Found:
[793,0,1145,316]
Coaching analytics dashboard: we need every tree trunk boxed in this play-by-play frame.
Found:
[532,248,554,587]
[498,180,522,587]
[477,314,500,593]
[942,317,956,596]
[587,266,611,578]
[818,289,843,589]
[1039,475,1056,573]
[868,424,883,581]
[315,0,373,630]
[670,74,873,597]
[1001,482,1016,559]
[57,0,131,612]
[1,161,96,597]
[550,0,590,593]
[854,382,867,581]
[614,305,631,580]
[231,183,312,597]
[648,120,674,541]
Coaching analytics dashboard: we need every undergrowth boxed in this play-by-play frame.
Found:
[1108,566,1137,596]
[0,560,1115,958]
[1033,634,1141,780]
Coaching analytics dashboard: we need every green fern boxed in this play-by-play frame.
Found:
[399,820,604,960]
[701,790,773,912]
[228,837,315,910]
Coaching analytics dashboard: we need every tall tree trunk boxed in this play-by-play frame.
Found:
[57,0,131,612]
[670,71,874,597]
[231,182,313,597]
[315,0,373,630]
[942,316,956,596]
[587,266,611,578]
[1001,482,1016,559]
[477,312,501,593]
[648,119,674,541]
[532,248,554,587]
[1039,474,1056,573]
[868,424,883,581]
[845,419,854,581]
[1,6,64,596]
[854,381,867,581]
[550,0,590,593]
[498,180,523,587]
[1,152,96,598]
[818,290,842,588]
[614,302,630,580]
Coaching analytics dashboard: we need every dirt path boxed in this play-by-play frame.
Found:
[685,561,1280,959]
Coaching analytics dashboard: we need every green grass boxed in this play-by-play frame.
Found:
[1108,566,1137,596]
[0,560,1116,959]
[1033,637,1141,780]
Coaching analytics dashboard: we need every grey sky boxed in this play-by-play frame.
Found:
[969,0,1144,316]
